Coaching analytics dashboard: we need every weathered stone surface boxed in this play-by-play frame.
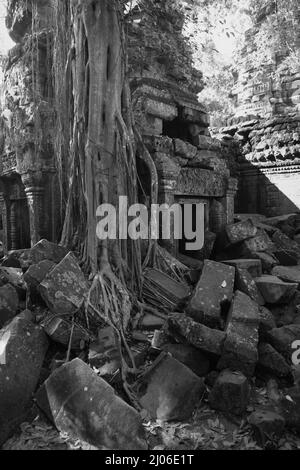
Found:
[265,214,297,227]
[218,291,259,377]
[235,267,265,305]
[175,168,227,197]
[145,98,178,121]
[267,325,300,360]
[209,370,251,416]
[0,316,48,445]
[242,229,275,254]
[140,313,165,329]
[174,139,197,159]
[257,343,292,379]
[36,358,147,450]
[136,354,205,421]
[254,252,279,272]
[272,231,300,259]
[161,343,210,377]
[226,219,257,245]
[272,265,300,285]
[42,314,91,350]
[24,260,55,290]
[6,240,69,270]
[259,306,276,339]
[222,259,262,278]
[167,313,226,356]
[196,135,222,151]
[186,260,235,328]
[248,409,285,445]
[0,284,19,329]
[38,252,88,315]
[255,275,298,304]
[0,267,26,299]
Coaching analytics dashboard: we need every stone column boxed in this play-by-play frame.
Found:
[224,178,238,224]
[210,199,226,233]
[25,186,45,246]
[0,191,11,254]
[22,173,45,247]
[153,153,180,254]
[10,200,19,250]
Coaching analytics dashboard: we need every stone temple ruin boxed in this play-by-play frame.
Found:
[1,0,300,452]
[218,1,300,217]
[0,0,237,257]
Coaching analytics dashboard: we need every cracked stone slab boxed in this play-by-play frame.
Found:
[38,252,88,315]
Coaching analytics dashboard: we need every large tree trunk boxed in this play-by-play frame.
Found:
[59,0,141,285]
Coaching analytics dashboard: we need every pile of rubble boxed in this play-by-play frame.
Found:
[1,214,300,450]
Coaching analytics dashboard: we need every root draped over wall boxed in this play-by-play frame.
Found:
[54,0,143,291]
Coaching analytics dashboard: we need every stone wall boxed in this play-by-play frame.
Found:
[231,1,300,122]
[218,1,300,217]
[218,113,300,216]
[128,1,237,257]
[0,0,60,251]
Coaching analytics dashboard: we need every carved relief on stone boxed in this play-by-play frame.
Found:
[175,168,227,198]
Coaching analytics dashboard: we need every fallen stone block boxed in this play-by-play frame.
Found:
[248,409,285,446]
[235,267,265,305]
[176,253,203,271]
[135,354,205,421]
[221,259,262,278]
[0,316,48,445]
[208,370,250,416]
[225,219,257,245]
[235,213,266,224]
[254,252,279,273]
[38,252,88,315]
[242,229,275,255]
[257,343,292,379]
[42,314,91,350]
[267,325,300,360]
[265,214,297,227]
[186,260,235,328]
[24,260,55,290]
[218,291,259,377]
[140,313,165,330]
[174,138,197,159]
[272,265,300,285]
[272,231,300,259]
[280,223,296,239]
[0,284,19,329]
[142,268,191,314]
[88,326,120,375]
[167,313,226,356]
[259,306,276,339]
[36,358,147,450]
[4,240,69,270]
[161,343,210,377]
[0,267,26,300]
[255,275,298,304]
